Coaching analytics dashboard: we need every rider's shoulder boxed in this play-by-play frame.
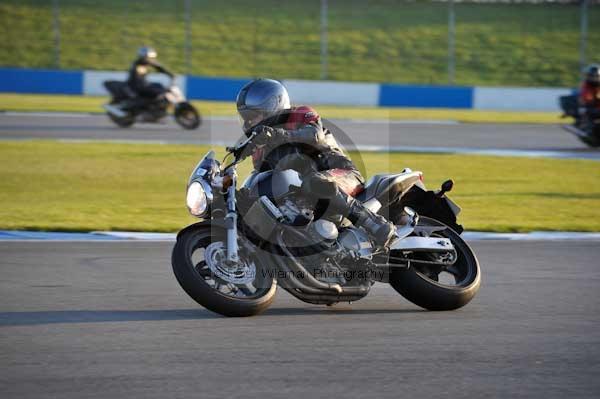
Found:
[289,105,320,124]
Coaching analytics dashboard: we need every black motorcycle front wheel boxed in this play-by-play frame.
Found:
[174,102,201,130]
[172,225,276,317]
[389,217,481,311]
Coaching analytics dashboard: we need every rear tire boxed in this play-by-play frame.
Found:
[106,101,135,128]
[107,113,135,128]
[576,119,600,147]
[585,125,600,147]
[389,217,481,311]
[172,226,276,317]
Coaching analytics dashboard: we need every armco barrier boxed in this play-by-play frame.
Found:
[0,67,83,95]
[0,67,571,111]
[283,79,380,106]
[473,87,572,111]
[83,70,187,96]
[186,76,249,101]
[379,84,473,109]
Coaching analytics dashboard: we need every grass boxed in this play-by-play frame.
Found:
[1,140,599,233]
[0,1,598,87]
[0,93,563,124]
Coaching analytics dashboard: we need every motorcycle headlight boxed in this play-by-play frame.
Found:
[186,181,208,217]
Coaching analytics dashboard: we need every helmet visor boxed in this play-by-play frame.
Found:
[237,108,266,134]
[236,79,290,125]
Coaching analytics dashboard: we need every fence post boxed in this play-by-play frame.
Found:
[448,0,455,85]
[52,0,61,68]
[184,0,192,74]
[580,0,589,71]
[320,0,328,80]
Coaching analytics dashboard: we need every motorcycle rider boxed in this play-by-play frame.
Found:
[127,46,174,100]
[579,64,600,118]
[236,78,396,249]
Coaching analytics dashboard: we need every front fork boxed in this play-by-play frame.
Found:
[224,172,240,263]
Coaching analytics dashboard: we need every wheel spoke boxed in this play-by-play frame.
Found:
[227,283,239,295]
[192,242,267,299]
[424,269,439,282]
[238,284,255,296]
[445,265,461,277]
[196,262,213,279]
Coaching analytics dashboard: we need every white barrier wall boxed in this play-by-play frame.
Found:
[6,67,571,111]
[83,70,187,96]
[282,79,380,106]
[473,87,572,112]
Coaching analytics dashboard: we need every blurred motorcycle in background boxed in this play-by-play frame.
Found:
[559,93,600,148]
[102,78,201,130]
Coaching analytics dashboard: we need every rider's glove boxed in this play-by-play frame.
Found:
[252,125,288,146]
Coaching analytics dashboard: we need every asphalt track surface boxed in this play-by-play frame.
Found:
[1,113,598,158]
[1,240,599,398]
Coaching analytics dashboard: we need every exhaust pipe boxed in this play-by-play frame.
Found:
[103,103,127,118]
[276,230,342,294]
[562,124,589,139]
[279,282,368,305]
[273,229,370,298]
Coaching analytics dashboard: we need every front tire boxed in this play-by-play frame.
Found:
[174,102,201,130]
[389,217,481,311]
[172,226,276,317]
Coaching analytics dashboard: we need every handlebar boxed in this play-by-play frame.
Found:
[224,125,276,169]
[223,130,260,169]
[226,131,256,154]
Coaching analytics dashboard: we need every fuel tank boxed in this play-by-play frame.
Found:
[242,169,303,202]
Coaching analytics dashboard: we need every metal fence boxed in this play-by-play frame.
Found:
[0,0,599,87]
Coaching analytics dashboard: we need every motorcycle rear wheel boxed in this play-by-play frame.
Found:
[577,119,600,147]
[106,101,135,128]
[172,226,276,317]
[389,217,481,311]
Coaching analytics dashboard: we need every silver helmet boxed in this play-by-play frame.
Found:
[236,79,291,130]
[584,64,600,86]
[138,46,157,61]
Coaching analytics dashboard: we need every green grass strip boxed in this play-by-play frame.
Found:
[1,140,599,233]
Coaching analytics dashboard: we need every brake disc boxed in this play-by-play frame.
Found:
[204,242,256,285]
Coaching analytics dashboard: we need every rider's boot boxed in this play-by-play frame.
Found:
[302,173,397,249]
[346,198,397,249]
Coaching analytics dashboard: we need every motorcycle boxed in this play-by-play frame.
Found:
[171,130,481,317]
[559,93,600,147]
[102,79,201,130]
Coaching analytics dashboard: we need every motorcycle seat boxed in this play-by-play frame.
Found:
[104,80,136,99]
[355,171,422,206]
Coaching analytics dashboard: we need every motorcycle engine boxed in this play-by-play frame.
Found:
[305,225,375,285]
[278,198,314,226]
[338,227,375,259]
[278,197,374,259]
[274,197,374,284]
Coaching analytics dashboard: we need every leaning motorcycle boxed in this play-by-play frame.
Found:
[559,93,600,147]
[102,79,201,130]
[171,130,481,317]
